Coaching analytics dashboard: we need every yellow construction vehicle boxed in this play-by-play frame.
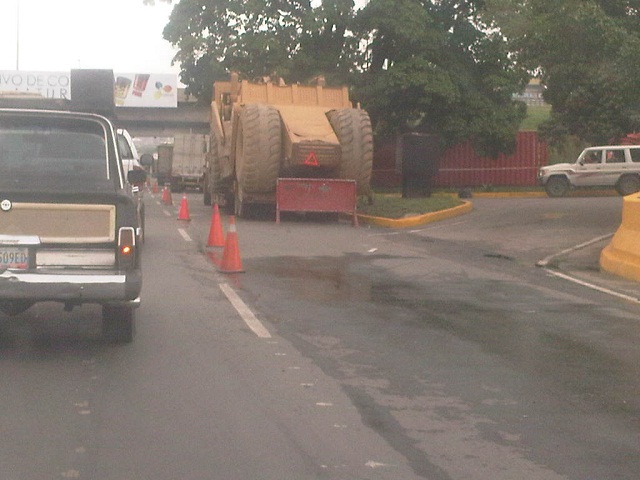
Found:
[203,73,373,215]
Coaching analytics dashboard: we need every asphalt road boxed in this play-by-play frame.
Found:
[0,192,638,480]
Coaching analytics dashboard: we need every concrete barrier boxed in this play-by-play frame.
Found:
[600,194,640,282]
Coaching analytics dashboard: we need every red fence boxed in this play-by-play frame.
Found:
[276,178,358,226]
[372,131,548,189]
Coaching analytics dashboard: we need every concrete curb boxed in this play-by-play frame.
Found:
[356,189,620,230]
[357,200,473,229]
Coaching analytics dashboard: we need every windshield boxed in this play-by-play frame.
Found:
[0,114,115,193]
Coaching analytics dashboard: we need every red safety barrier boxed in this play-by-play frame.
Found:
[276,178,358,226]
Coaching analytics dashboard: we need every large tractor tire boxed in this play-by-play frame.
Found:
[327,108,374,198]
[204,134,224,206]
[203,152,215,206]
[234,104,282,215]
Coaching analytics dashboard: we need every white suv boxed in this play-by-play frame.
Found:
[538,145,640,197]
[117,128,142,175]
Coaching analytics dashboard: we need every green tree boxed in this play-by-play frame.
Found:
[158,0,528,157]
[353,0,528,157]
[161,0,360,102]
[487,0,640,145]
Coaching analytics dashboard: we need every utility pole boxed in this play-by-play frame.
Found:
[16,0,20,70]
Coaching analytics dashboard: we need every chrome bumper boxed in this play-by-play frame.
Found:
[0,268,142,305]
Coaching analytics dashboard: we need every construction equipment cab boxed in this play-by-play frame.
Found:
[0,69,145,343]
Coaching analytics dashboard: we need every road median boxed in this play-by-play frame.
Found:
[600,194,640,282]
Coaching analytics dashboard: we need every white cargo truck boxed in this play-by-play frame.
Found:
[156,134,208,192]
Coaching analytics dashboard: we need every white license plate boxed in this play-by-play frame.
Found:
[0,247,30,269]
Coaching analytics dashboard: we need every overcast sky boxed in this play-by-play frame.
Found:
[0,0,180,74]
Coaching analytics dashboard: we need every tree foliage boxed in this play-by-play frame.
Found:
[353,0,528,156]
[161,0,359,102]
[486,0,640,145]
[159,0,529,156]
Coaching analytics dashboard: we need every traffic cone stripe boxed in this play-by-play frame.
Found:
[177,194,191,221]
[218,216,244,273]
[207,203,225,248]
[161,185,173,205]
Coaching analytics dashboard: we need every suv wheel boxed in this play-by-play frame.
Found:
[545,176,570,197]
[616,175,640,196]
[102,305,136,343]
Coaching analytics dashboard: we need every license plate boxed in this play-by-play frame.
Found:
[0,247,30,269]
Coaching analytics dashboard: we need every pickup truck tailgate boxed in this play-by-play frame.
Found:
[0,202,116,243]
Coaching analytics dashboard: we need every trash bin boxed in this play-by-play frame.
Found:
[400,133,443,198]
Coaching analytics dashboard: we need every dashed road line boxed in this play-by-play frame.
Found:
[537,233,640,304]
[544,269,640,304]
[177,228,192,242]
[219,283,271,338]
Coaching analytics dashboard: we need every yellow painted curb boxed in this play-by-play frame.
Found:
[600,194,640,282]
[357,200,473,228]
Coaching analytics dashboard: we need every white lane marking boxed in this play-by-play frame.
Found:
[219,283,272,338]
[365,461,397,469]
[544,269,640,304]
[163,210,171,217]
[178,228,192,242]
[536,233,614,267]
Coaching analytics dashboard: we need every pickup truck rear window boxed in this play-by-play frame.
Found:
[0,115,113,193]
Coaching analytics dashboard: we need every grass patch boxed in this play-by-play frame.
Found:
[520,104,551,131]
[357,193,463,219]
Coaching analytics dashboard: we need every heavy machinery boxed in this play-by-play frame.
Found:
[203,73,373,215]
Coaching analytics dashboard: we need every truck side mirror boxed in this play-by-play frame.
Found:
[128,169,147,185]
[140,153,153,166]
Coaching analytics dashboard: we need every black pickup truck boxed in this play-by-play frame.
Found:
[0,70,147,343]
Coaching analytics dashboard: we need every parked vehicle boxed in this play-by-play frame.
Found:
[116,128,152,243]
[0,69,146,343]
[203,73,373,215]
[154,134,208,192]
[538,145,640,197]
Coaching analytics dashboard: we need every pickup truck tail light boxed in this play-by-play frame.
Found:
[117,227,136,269]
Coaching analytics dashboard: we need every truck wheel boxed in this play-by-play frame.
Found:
[139,203,145,245]
[545,176,569,197]
[327,108,374,197]
[235,104,281,202]
[203,179,212,206]
[203,161,212,206]
[234,182,244,217]
[616,174,640,196]
[102,305,135,343]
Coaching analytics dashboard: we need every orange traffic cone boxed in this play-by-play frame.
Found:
[161,185,173,205]
[218,216,244,273]
[207,203,225,247]
[177,194,191,221]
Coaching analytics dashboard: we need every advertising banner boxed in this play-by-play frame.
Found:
[113,73,177,108]
[0,71,178,108]
[0,71,71,99]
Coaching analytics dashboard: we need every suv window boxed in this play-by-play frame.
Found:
[605,149,625,164]
[0,115,113,192]
[630,148,640,163]
[582,150,602,164]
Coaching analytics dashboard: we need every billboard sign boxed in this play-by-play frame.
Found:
[0,71,71,99]
[113,73,177,108]
[0,70,178,108]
